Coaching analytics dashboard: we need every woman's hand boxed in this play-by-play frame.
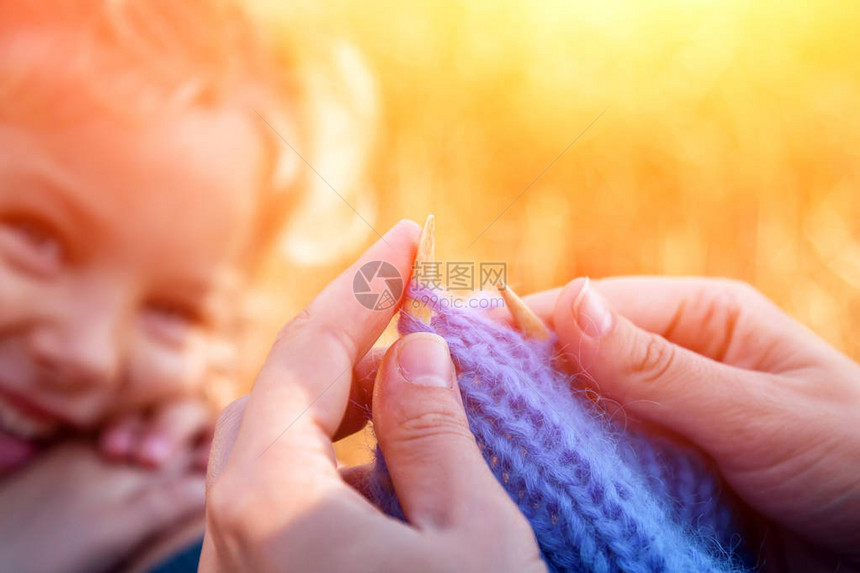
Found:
[200,220,545,573]
[516,277,860,570]
[0,441,205,573]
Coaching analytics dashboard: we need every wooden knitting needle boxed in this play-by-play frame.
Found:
[497,281,550,340]
[403,214,436,324]
[402,215,548,340]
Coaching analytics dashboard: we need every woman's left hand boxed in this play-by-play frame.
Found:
[199,220,545,573]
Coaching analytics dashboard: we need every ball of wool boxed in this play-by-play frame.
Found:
[367,288,751,573]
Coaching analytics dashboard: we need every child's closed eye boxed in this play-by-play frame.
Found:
[142,299,207,347]
[0,214,67,277]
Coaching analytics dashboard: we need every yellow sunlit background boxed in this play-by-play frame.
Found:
[243,1,860,459]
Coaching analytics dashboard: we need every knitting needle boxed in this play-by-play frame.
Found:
[403,214,436,325]
[497,281,550,340]
[403,216,548,340]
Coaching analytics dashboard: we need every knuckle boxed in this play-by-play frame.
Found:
[630,333,677,384]
[317,320,362,361]
[275,308,361,360]
[392,408,473,447]
[691,280,749,360]
[702,285,743,326]
[716,278,762,305]
[273,309,313,345]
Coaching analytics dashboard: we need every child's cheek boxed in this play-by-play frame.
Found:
[0,266,51,325]
[125,334,209,405]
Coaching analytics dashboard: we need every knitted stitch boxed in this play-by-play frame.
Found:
[368,288,750,573]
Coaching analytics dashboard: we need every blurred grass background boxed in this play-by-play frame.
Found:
[245,0,860,459]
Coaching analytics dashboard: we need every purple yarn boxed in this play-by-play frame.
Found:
[368,288,750,573]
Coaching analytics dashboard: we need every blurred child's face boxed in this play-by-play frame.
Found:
[0,108,264,468]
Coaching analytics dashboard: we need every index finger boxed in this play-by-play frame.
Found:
[231,220,420,467]
[503,277,799,367]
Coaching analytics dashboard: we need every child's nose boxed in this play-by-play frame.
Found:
[30,308,122,392]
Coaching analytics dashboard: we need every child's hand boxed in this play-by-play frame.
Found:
[0,441,205,573]
[99,398,213,470]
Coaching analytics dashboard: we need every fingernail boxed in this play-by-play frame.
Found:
[572,277,614,338]
[396,333,453,387]
[140,436,171,466]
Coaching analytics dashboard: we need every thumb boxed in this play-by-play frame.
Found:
[552,277,762,453]
[372,332,514,530]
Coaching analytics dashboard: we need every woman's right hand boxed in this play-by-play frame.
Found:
[517,277,860,571]
[0,441,205,573]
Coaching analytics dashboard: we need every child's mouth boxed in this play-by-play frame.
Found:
[0,392,62,473]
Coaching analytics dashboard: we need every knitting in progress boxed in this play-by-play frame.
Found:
[367,218,751,573]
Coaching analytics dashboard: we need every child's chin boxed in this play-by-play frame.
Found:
[0,430,40,475]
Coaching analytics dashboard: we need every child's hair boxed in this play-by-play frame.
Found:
[0,0,378,270]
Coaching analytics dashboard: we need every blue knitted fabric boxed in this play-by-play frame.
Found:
[368,289,751,573]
